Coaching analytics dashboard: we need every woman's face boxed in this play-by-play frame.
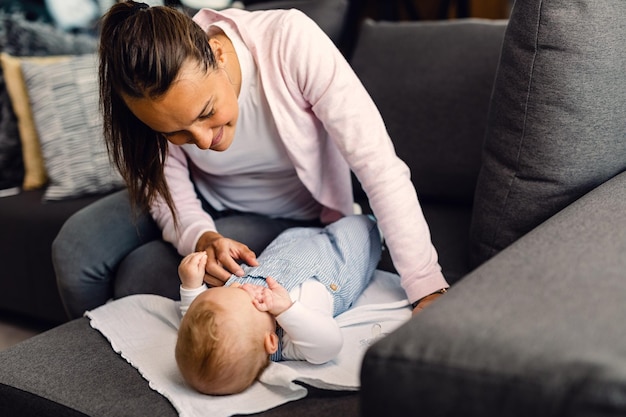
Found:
[123,59,239,152]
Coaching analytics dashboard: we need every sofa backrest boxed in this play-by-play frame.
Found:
[245,0,348,46]
[350,18,506,206]
[469,0,626,268]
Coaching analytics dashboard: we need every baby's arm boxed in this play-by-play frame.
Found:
[178,252,207,289]
[245,278,342,364]
[277,300,343,364]
[243,276,293,316]
[179,252,209,315]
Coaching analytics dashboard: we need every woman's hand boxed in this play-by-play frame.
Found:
[195,231,258,286]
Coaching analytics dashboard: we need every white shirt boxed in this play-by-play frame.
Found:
[184,20,322,220]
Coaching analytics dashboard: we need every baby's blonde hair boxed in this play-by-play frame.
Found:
[175,300,270,395]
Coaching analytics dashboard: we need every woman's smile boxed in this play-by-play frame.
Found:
[122,58,240,152]
[210,126,224,149]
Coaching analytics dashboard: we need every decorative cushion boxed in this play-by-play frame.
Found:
[469,0,626,267]
[0,11,97,191]
[0,53,70,190]
[21,54,125,200]
[0,12,96,57]
[0,68,23,192]
[350,19,507,204]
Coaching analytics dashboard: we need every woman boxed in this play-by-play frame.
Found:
[52,1,448,319]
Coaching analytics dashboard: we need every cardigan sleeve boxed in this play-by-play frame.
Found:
[149,144,217,256]
[267,11,450,302]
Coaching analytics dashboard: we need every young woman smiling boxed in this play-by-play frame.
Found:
[52,1,449,319]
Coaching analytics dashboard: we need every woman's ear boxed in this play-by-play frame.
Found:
[264,332,278,355]
[208,38,227,68]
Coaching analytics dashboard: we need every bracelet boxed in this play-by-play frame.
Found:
[411,288,447,309]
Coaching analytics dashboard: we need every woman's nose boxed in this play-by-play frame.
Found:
[188,125,214,149]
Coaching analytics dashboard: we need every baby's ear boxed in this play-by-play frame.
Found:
[264,332,278,354]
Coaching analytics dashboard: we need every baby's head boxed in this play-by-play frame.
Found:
[175,286,278,395]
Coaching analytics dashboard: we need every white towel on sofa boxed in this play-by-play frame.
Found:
[86,270,410,417]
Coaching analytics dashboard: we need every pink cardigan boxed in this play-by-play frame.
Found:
[150,8,449,303]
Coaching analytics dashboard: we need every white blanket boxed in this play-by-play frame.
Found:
[86,270,410,417]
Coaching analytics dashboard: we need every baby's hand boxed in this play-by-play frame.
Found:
[239,282,265,300]
[178,252,208,289]
[249,276,293,316]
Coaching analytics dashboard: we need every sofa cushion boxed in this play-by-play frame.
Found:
[350,19,506,204]
[362,171,626,417]
[245,0,349,46]
[0,67,23,192]
[469,0,626,267]
[21,54,125,201]
[0,11,97,191]
[0,188,107,323]
[0,318,178,416]
[0,53,70,190]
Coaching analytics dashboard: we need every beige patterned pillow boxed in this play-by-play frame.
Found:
[21,54,124,200]
[0,53,70,189]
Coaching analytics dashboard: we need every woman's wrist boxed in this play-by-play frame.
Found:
[411,288,448,309]
[195,231,222,252]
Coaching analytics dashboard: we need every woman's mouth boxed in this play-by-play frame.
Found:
[211,126,224,148]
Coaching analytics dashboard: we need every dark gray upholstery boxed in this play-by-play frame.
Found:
[0,189,108,323]
[351,19,505,205]
[361,0,626,415]
[0,318,177,417]
[362,171,626,417]
[245,0,348,45]
[470,0,626,267]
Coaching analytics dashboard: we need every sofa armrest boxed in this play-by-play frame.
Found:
[361,171,626,416]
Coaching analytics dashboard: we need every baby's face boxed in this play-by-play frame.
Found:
[191,286,276,336]
[181,285,275,395]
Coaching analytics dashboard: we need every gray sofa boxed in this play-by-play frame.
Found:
[1,0,625,416]
[361,0,626,415]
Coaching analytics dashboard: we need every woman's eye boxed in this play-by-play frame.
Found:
[200,109,215,120]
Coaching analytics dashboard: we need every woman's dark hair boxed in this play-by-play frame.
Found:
[99,1,217,223]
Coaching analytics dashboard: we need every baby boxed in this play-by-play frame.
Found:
[175,215,382,395]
